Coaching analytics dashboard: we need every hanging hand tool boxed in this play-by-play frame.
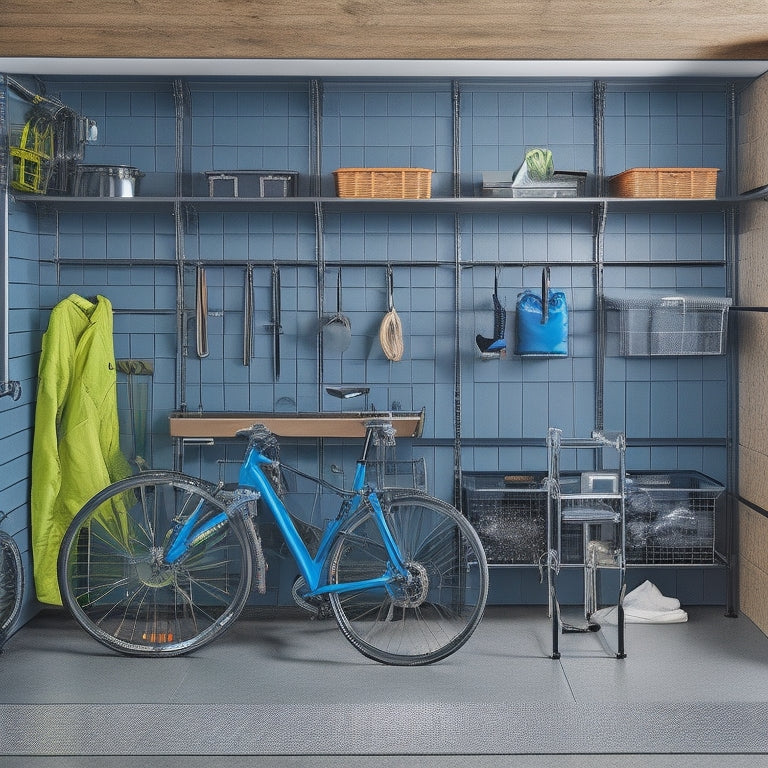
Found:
[243,266,253,366]
[476,269,506,359]
[379,265,404,361]
[271,264,282,380]
[321,269,351,355]
[115,359,154,470]
[195,264,209,358]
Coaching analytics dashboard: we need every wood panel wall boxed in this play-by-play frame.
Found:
[737,73,768,637]
[2,0,768,60]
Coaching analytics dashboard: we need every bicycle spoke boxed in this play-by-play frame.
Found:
[329,494,488,665]
[59,474,252,656]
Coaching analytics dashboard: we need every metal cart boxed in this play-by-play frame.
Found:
[546,427,627,659]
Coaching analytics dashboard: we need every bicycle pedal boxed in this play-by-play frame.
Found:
[310,604,333,621]
[561,621,600,634]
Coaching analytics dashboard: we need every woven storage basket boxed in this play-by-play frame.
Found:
[333,167,432,199]
[609,167,718,198]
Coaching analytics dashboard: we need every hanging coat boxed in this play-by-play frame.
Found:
[31,294,131,605]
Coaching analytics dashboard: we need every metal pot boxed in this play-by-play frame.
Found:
[74,164,144,197]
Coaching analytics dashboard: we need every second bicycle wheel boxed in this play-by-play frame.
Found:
[0,530,24,650]
[327,490,488,665]
[58,472,253,656]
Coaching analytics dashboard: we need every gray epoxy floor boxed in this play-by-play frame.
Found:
[1,604,768,766]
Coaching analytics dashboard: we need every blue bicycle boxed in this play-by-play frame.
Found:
[58,421,489,665]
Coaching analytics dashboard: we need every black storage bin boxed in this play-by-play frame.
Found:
[204,170,298,198]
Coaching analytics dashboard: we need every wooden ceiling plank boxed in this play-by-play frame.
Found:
[2,0,768,60]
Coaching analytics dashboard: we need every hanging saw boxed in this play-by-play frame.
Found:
[475,269,506,359]
[243,265,253,366]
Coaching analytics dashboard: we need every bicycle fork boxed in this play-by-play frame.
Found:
[163,487,267,595]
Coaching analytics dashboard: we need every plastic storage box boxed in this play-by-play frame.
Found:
[481,170,586,198]
[605,292,732,356]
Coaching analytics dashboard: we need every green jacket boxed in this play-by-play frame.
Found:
[31,294,131,605]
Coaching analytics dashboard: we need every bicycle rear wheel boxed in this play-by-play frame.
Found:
[327,490,488,665]
[58,472,253,656]
[0,530,24,650]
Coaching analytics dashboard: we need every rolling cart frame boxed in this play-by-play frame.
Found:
[546,427,627,659]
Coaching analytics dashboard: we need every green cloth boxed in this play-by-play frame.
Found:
[31,294,131,605]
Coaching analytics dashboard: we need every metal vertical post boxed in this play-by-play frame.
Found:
[725,81,739,617]
[0,75,20,401]
[451,81,463,507]
[593,80,606,197]
[311,79,327,480]
[309,79,322,198]
[315,200,325,407]
[172,79,189,470]
[593,81,607,445]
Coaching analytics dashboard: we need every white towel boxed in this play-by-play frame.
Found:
[591,580,688,624]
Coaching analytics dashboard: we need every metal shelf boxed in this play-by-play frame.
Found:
[13,193,739,216]
[13,194,178,212]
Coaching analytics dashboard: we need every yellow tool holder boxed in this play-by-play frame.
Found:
[10,117,54,194]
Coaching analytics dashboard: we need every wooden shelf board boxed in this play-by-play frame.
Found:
[169,410,425,439]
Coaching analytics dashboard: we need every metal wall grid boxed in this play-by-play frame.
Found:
[4,75,736,609]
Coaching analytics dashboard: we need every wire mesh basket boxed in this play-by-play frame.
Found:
[372,457,427,491]
[625,471,724,564]
[462,472,548,565]
[605,293,732,356]
[10,118,54,194]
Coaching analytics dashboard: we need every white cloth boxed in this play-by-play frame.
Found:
[591,580,688,624]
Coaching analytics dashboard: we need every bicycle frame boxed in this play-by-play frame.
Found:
[164,424,411,599]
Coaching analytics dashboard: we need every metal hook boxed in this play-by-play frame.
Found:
[386,265,395,311]
[0,380,21,401]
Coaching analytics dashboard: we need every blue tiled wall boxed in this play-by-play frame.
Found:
[1,196,39,626]
[3,75,734,611]
[604,86,728,182]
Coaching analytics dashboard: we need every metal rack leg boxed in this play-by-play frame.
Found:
[551,584,561,660]
[616,582,627,659]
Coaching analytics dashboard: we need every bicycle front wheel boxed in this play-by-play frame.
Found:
[58,472,253,657]
[327,490,488,665]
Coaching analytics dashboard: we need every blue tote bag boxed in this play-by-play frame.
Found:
[515,267,568,356]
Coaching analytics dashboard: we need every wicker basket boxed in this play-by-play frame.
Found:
[333,167,432,199]
[609,167,718,199]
